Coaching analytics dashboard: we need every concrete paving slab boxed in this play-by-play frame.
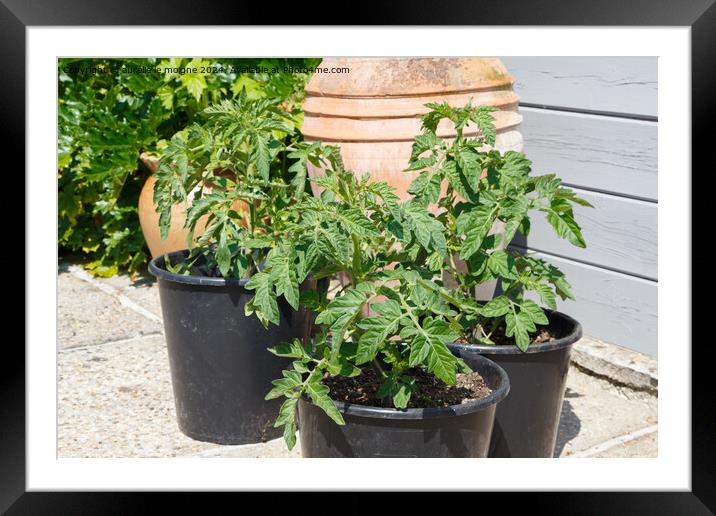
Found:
[555,368,657,457]
[58,272,162,349]
[572,336,657,394]
[99,270,163,321]
[58,335,217,457]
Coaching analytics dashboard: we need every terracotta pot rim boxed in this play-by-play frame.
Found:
[305,81,515,99]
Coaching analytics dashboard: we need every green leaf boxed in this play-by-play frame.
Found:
[367,182,402,219]
[216,231,231,277]
[501,151,531,178]
[505,309,536,352]
[481,296,511,317]
[420,101,454,132]
[274,397,298,426]
[442,159,471,200]
[556,188,595,208]
[245,272,280,326]
[554,276,575,300]
[355,299,402,364]
[410,131,439,160]
[314,285,371,354]
[392,380,413,409]
[487,251,517,279]
[305,376,345,425]
[156,85,174,110]
[535,284,558,310]
[251,133,271,184]
[534,174,562,197]
[460,205,496,260]
[405,155,437,172]
[425,173,443,204]
[269,249,300,310]
[288,152,309,199]
[231,75,263,99]
[544,199,586,248]
[269,338,308,359]
[180,65,207,101]
[520,299,549,325]
[425,341,459,385]
[407,318,460,384]
[455,148,482,189]
[500,195,530,242]
[316,223,352,264]
[426,251,445,271]
[325,357,361,378]
[402,199,447,256]
[377,376,414,409]
[407,172,430,196]
[265,369,303,400]
[469,106,497,145]
[335,206,380,238]
[283,420,297,450]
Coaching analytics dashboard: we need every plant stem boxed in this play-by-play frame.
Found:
[486,317,501,337]
[371,359,387,379]
[448,251,465,290]
[351,234,362,284]
[249,200,256,235]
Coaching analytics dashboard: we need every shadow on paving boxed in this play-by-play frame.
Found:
[554,390,582,457]
[58,258,156,288]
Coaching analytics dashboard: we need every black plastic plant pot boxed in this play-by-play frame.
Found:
[297,353,510,458]
[149,250,320,445]
[448,310,582,458]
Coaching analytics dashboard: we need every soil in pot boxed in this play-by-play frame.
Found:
[324,366,493,408]
[150,250,323,445]
[448,310,582,458]
[297,353,509,458]
[456,324,559,347]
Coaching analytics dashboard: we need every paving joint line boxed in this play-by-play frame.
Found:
[67,265,163,324]
[58,332,165,353]
[568,424,658,458]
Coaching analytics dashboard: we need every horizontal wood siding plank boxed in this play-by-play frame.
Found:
[501,57,658,118]
[510,249,658,356]
[519,107,658,201]
[512,189,658,280]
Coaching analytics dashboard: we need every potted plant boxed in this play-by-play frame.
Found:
[148,92,328,445]
[264,157,510,457]
[404,102,590,457]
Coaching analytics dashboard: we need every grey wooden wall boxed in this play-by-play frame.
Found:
[500,57,658,357]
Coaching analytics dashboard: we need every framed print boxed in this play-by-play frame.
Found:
[5,0,711,511]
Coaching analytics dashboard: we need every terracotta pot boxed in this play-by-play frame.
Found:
[137,153,248,259]
[302,57,523,201]
[302,58,522,300]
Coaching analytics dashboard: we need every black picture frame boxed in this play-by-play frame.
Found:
[5,0,709,512]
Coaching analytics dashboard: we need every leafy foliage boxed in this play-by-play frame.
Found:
[58,57,320,276]
[404,102,592,351]
[263,157,474,449]
[153,91,335,327]
[153,99,590,450]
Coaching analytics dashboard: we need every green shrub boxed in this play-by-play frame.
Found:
[57,57,320,276]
